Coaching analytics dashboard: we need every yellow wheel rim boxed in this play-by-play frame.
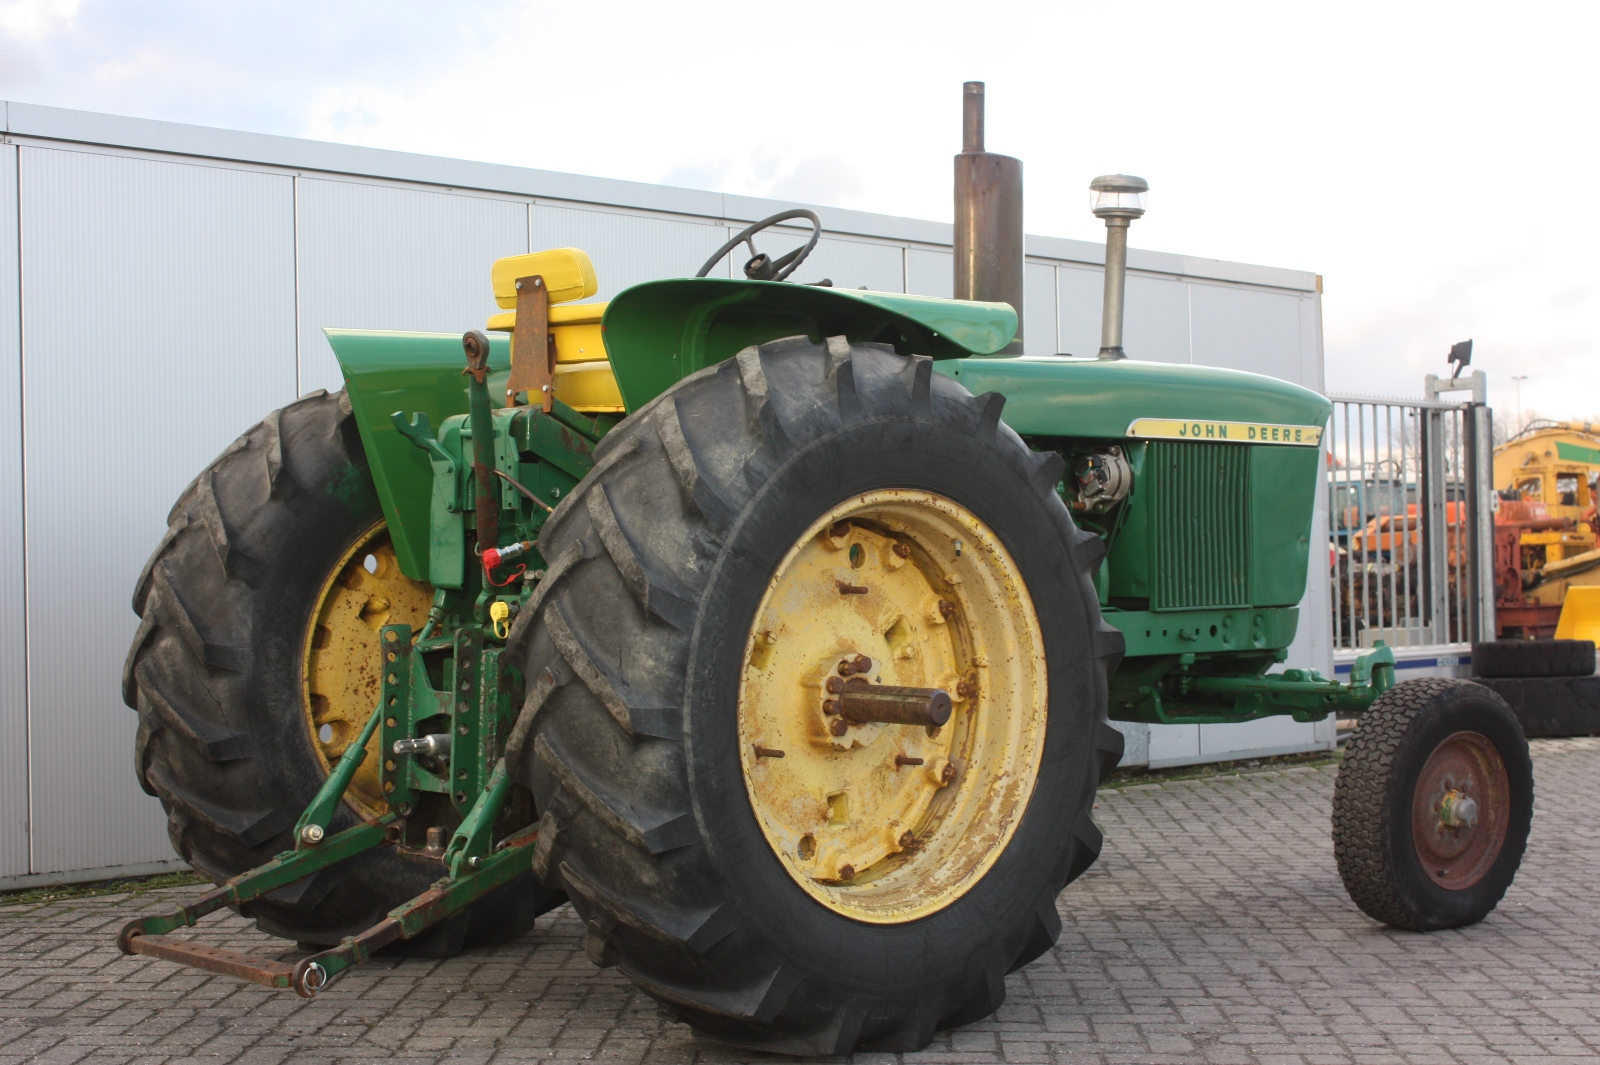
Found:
[737,490,1048,923]
[302,521,433,818]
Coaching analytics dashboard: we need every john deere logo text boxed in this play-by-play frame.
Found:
[1125,418,1324,447]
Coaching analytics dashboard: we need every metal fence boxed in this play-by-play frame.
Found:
[1327,373,1494,651]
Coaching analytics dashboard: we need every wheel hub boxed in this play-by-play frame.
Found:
[302,522,433,818]
[737,490,1047,923]
[1411,730,1511,889]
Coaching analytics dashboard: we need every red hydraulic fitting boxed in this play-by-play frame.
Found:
[483,541,533,571]
[482,540,535,587]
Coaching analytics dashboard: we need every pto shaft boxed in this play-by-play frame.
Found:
[836,678,952,728]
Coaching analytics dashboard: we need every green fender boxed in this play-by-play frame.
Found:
[328,282,1016,581]
[327,281,1015,581]
[327,329,510,582]
[599,278,1017,410]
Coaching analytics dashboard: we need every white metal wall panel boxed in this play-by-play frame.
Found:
[793,236,904,293]
[534,204,727,303]
[1122,273,1191,364]
[1108,720,1149,768]
[1298,294,1325,393]
[734,226,906,294]
[296,180,527,395]
[1298,289,1334,689]
[1189,281,1305,381]
[1198,716,1321,760]
[19,146,299,876]
[1057,265,1102,359]
[1023,261,1057,355]
[0,145,26,878]
[726,223,806,284]
[1148,722,1200,768]
[1297,431,1337,681]
[906,248,953,299]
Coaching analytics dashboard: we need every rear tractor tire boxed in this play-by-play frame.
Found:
[1333,678,1533,931]
[510,336,1126,1053]
[125,389,561,952]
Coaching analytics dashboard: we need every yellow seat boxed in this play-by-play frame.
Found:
[487,248,624,413]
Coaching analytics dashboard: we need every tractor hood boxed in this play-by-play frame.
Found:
[601,277,1016,411]
[936,356,1332,439]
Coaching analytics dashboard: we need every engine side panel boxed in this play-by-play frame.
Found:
[934,354,1331,722]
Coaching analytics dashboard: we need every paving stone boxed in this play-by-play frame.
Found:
[2,739,1596,1062]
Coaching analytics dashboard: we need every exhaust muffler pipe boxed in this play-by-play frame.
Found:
[953,82,1024,354]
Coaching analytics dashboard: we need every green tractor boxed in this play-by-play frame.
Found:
[118,100,1533,1055]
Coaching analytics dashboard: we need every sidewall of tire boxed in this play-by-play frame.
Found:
[681,415,1103,1013]
[1381,686,1533,929]
[1472,638,1594,679]
[518,341,1118,1051]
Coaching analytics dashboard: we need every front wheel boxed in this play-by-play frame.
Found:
[510,336,1126,1053]
[1333,678,1533,931]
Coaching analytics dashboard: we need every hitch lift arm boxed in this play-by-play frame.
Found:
[117,622,536,997]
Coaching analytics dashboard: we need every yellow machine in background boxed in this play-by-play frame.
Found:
[1494,421,1600,515]
[1493,422,1600,636]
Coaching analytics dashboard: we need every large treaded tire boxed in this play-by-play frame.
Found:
[1471,638,1595,679]
[508,336,1125,1054]
[124,389,559,951]
[1333,678,1532,931]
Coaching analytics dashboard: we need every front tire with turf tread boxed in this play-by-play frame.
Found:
[511,336,1125,1054]
[1333,678,1532,931]
[125,389,561,951]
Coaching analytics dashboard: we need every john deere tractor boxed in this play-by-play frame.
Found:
[118,88,1533,1055]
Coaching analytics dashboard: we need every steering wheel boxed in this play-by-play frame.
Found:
[697,209,821,282]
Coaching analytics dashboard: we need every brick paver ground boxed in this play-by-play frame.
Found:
[3,738,1596,1064]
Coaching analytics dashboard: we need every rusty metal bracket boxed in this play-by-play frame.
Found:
[507,274,553,411]
[290,822,540,996]
[116,815,397,986]
[116,814,540,998]
[125,936,300,989]
[462,331,502,552]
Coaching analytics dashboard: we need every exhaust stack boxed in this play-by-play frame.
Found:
[954,82,1024,354]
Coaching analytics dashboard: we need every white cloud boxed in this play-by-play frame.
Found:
[0,0,78,42]
[767,154,865,207]
[1,0,1597,421]
[655,151,865,208]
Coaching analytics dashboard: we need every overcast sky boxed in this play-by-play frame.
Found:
[2,0,1594,422]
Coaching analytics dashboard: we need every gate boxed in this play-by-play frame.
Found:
[1327,372,1494,656]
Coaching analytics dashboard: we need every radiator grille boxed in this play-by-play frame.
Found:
[1148,442,1250,609]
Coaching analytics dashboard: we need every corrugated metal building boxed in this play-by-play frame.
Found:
[0,101,1332,887]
